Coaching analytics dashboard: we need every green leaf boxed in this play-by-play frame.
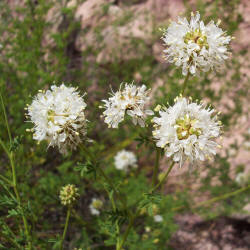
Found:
[74,161,98,179]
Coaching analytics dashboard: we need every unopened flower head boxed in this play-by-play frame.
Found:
[101,82,153,128]
[27,84,87,154]
[162,11,232,75]
[89,198,103,215]
[114,150,137,171]
[152,96,221,166]
[59,184,79,206]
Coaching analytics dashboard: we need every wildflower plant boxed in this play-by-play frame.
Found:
[0,2,249,250]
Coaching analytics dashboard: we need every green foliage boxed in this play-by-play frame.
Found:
[0,0,249,249]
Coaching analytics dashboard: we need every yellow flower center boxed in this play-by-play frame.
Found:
[184,29,209,50]
[176,114,202,140]
[47,109,56,122]
[92,200,103,209]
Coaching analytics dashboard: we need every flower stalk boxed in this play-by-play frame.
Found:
[152,148,161,187]
[182,71,190,95]
[60,206,71,250]
[0,90,32,249]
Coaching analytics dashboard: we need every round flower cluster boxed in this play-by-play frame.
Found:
[59,184,79,206]
[235,172,250,187]
[152,96,221,166]
[27,84,87,154]
[89,198,103,215]
[114,150,137,172]
[101,83,153,128]
[154,215,163,223]
[162,11,232,75]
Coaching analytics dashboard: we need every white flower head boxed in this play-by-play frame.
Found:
[152,96,222,166]
[89,198,103,216]
[101,82,153,128]
[114,150,137,172]
[27,84,87,154]
[154,215,163,223]
[162,11,232,75]
[236,172,250,187]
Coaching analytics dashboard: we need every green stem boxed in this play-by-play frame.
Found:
[182,71,190,95]
[118,161,175,249]
[80,145,127,210]
[152,148,161,187]
[60,207,71,250]
[0,91,32,249]
[10,151,32,249]
[0,90,12,142]
[173,184,250,211]
[151,161,175,193]
[117,210,140,250]
[194,184,250,208]
[0,174,12,185]
[0,137,11,157]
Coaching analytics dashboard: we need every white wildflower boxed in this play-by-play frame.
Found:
[152,96,221,166]
[154,215,163,223]
[101,82,153,128]
[89,198,103,215]
[243,141,250,150]
[162,11,232,75]
[27,84,87,154]
[114,150,137,171]
[236,172,250,187]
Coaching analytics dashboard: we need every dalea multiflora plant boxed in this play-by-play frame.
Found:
[0,11,249,250]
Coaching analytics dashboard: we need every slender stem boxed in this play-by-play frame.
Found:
[0,137,11,157]
[194,184,250,208]
[117,210,140,250]
[10,152,32,249]
[152,148,161,187]
[182,71,190,95]
[118,161,175,250]
[0,90,12,142]
[60,207,71,250]
[0,91,32,249]
[151,161,175,193]
[80,145,127,210]
[0,174,12,185]
[173,184,250,212]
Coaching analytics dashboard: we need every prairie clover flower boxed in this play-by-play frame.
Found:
[114,150,137,171]
[235,172,250,187]
[162,11,232,75]
[154,215,163,223]
[89,198,103,215]
[152,96,221,166]
[101,82,153,128]
[27,84,87,154]
[59,184,79,206]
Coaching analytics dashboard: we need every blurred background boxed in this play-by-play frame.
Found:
[0,0,249,249]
